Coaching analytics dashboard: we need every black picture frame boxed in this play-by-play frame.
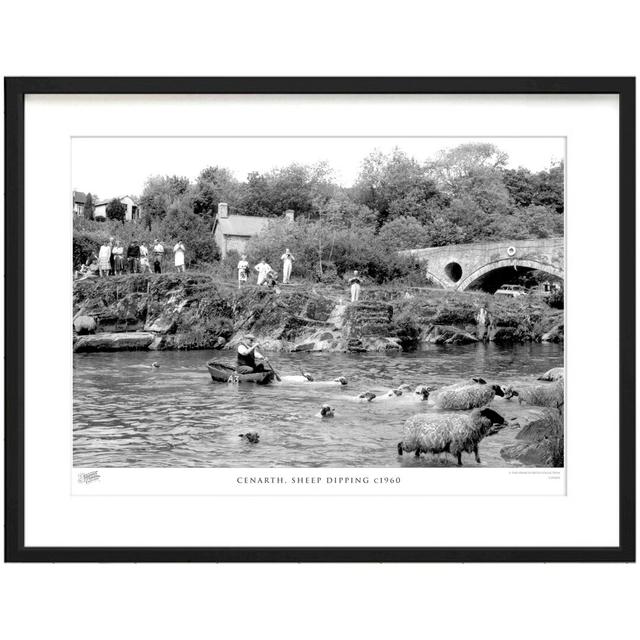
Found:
[4,77,635,563]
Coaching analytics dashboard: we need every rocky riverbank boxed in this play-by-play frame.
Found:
[73,273,564,354]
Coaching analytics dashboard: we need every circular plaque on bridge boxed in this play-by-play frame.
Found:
[507,246,517,257]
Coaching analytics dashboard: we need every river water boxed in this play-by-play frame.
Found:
[74,342,563,468]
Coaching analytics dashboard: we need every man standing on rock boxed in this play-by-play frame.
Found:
[349,270,362,303]
[280,248,295,284]
[236,334,267,374]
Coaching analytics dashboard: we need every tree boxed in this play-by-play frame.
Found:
[106,198,127,222]
[427,143,509,191]
[378,216,429,250]
[83,193,95,220]
[139,175,191,223]
[354,148,445,227]
[191,166,241,219]
[158,199,219,265]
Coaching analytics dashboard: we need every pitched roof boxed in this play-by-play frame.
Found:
[73,191,86,204]
[215,215,271,237]
[94,195,137,207]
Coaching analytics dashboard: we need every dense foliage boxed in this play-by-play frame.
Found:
[106,198,127,222]
[75,143,563,279]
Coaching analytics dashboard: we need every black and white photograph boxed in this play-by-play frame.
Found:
[72,136,565,470]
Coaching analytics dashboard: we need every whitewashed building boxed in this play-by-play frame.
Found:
[93,196,139,221]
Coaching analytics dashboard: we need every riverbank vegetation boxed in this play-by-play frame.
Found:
[73,273,564,353]
[74,143,564,283]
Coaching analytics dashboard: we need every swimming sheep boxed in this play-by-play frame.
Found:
[514,380,564,409]
[238,432,260,444]
[537,367,564,382]
[317,405,335,418]
[430,380,504,411]
[398,408,507,466]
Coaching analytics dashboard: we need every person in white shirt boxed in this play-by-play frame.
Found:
[98,241,111,278]
[112,240,125,275]
[173,241,186,272]
[254,258,272,286]
[280,248,295,284]
[237,254,249,288]
[139,243,151,273]
[349,270,362,302]
[153,239,165,273]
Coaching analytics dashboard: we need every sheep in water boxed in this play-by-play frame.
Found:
[398,408,507,466]
[513,379,564,409]
[429,379,505,411]
[355,385,411,402]
[316,404,335,418]
[537,367,564,382]
[239,432,260,444]
[277,375,348,386]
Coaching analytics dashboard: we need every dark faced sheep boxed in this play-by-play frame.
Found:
[398,408,507,465]
[239,432,260,444]
[318,404,335,418]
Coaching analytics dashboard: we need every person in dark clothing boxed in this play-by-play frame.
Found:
[127,240,140,274]
[236,334,267,374]
[108,237,115,275]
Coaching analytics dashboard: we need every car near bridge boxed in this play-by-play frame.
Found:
[402,237,564,294]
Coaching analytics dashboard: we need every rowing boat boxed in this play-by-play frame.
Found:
[206,360,275,384]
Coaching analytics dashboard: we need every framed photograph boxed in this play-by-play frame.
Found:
[4,77,635,562]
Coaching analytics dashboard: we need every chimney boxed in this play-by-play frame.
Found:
[218,202,229,219]
[284,209,295,223]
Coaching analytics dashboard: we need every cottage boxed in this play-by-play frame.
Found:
[93,196,140,221]
[72,191,86,216]
[213,203,295,258]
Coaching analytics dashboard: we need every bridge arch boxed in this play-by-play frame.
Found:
[425,271,448,289]
[457,258,564,292]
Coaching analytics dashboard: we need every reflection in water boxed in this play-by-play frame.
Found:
[73,343,564,468]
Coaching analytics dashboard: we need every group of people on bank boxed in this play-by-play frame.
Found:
[236,249,363,302]
[76,238,187,279]
[236,249,296,289]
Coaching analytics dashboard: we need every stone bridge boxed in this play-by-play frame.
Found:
[404,237,564,291]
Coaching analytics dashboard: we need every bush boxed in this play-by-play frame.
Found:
[73,231,100,268]
[246,217,425,285]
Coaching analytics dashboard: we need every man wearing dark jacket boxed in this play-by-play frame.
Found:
[236,334,267,374]
[127,240,140,274]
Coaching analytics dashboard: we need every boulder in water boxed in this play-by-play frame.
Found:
[74,331,155,352]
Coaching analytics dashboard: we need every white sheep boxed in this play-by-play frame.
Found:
[398,408,507,465]
[537,367,564,382]
[429,379,505,411]
[276,375,348,386]
[513,380,564,409]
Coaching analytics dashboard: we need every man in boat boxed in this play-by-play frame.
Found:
[236,334,268,375]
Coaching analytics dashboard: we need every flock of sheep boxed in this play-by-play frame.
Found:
[239,366,565,466]
[395,367,564,465]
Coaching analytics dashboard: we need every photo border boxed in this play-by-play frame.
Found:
[4,77,635,562]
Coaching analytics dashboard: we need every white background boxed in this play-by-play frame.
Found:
[1,1,638,639]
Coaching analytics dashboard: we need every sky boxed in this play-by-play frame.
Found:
[72,137,565,199]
